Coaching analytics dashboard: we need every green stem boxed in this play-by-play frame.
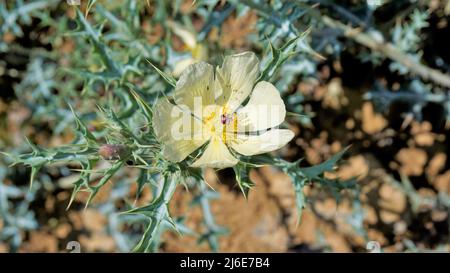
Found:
[132,173,178,252]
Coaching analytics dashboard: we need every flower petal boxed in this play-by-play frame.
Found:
[235,81,287,132]
[191,136,239,168]
[168,21,197,49]
[216,52,259,112]
[229,129,294,156]
[173,58,197,78]
[152,98,208,162]
[174,62,215,112]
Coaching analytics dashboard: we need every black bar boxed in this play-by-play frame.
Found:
[0,253,448,272]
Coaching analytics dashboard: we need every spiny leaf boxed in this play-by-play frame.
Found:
[163,215,181,235]
[75,8,122,77]
[85,0,98,17]
[68,103,96,143]
[146,59,177,87]
[257,34,305,82]
[317,177,358,204]
[124,174,179,252]
[172,216,196,236]
[121,201,164,216]
[25,137,41,155]
[127,87,153,122]
[277,147,352,225]
[233,164,254,199]
[95,3,134,40]
[29,165,42,190]
[317,177,358,191]
[299,146,350,179]
[67,160,94,210]
[135,169,151,201]
[84,160,124,208]
[98,105,139,142]
[132,218,157,252]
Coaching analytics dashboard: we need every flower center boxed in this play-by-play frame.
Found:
[202,106,238,143]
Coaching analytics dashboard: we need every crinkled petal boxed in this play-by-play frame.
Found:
[229,129,294,156]
[191,136,238,168]
[152,98,207,162]
[235,81,287,133]
[174,62,215,113]
[215,52,259,112]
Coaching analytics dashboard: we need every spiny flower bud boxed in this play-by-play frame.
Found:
[98,144,130,160]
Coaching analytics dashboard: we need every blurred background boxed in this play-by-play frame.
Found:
[0,0,449,252]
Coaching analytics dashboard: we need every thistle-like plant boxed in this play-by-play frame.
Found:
[2,1,357,252]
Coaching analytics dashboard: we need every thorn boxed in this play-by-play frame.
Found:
[84,189,97,211]
[203,176,216,192]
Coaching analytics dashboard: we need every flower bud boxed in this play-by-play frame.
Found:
[98,144,130,160]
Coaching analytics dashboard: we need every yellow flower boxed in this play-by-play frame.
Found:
[152,52,294,168]
[168,21,208,77]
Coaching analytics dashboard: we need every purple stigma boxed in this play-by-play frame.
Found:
[221,114,227,124]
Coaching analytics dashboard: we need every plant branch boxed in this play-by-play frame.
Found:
[321,15,450,89]
[239,0,450,89]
